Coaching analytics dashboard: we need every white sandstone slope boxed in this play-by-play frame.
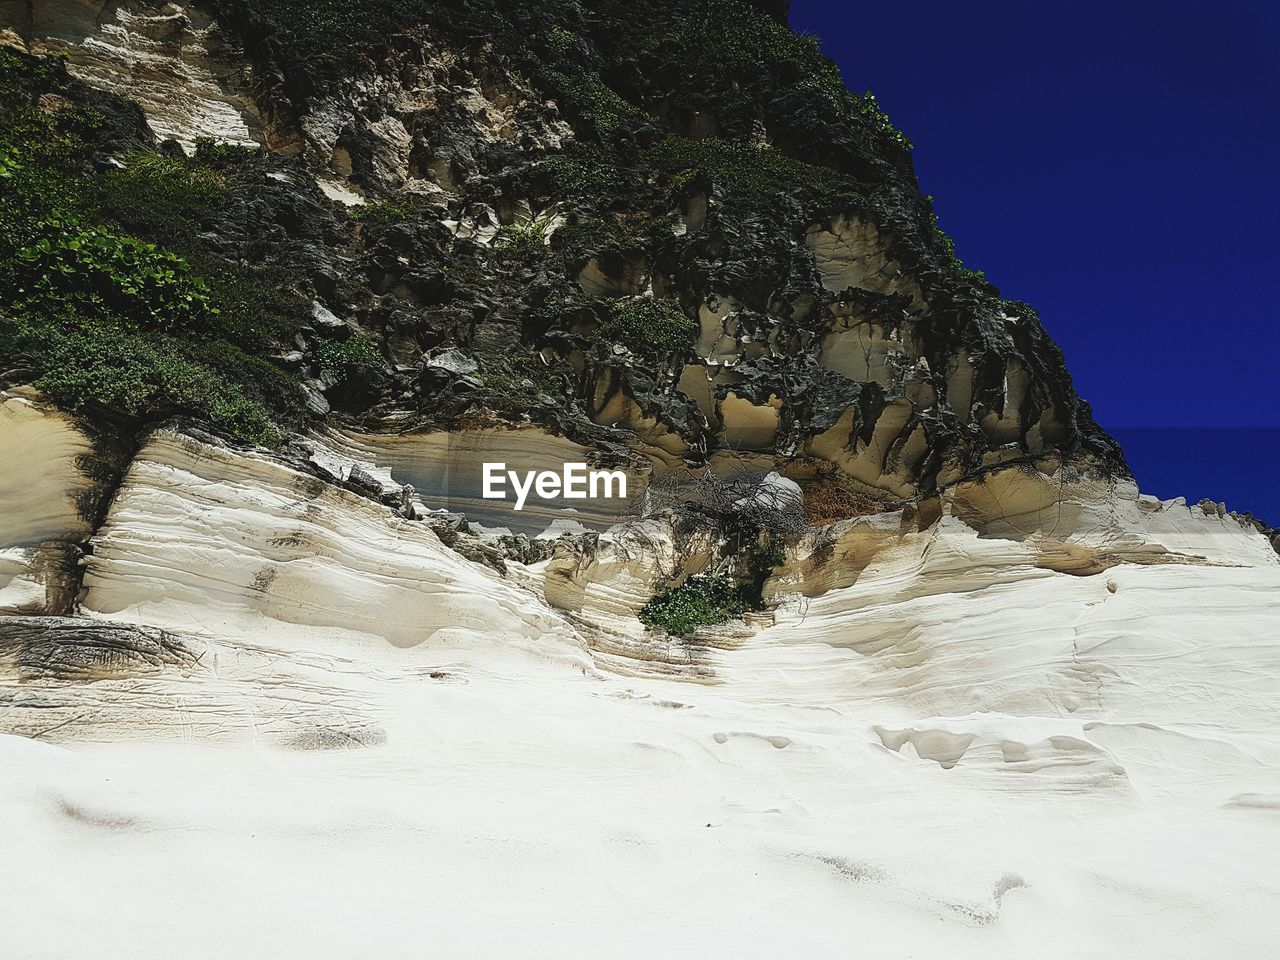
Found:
[0,390,97,615]
[2,397,1280,960]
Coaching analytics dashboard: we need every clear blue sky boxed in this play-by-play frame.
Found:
[791,0,1280,520]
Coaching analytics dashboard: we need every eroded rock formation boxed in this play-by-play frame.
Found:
[1,3,1279,957]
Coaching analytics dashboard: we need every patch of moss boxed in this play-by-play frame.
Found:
[638,574,751,636]
[598,298,697,359]
[481,355,568,409]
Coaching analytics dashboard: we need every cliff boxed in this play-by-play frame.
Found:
[1,4,1279,958]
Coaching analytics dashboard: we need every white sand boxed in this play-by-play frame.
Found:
[3,417,1280,958]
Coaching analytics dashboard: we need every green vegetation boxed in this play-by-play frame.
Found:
[641,0,911,149]
[0,49,303,444]
[1,315,279,443]
[0,46,63,86]
[536,26,649,140]
[647,2,845,107]
[192,136,262,170]
[648,135,858,207]
[548,67,641,137]
[315,337,383,385]
[481,354,567,408]
[348,199,422,228]
[925,197,986,284]
[98,152,225,242]
[638,574,752,636]
[536,147,624,200]
[857,91,913,151]
[10,226,216,332]
[224,0,428,62]
[496,215,555,259]
[597,298,697,358]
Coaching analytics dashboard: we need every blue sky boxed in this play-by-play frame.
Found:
[790,0,1280,520]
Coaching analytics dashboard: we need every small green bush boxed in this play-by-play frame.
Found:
[536,147,624,200]
[348,200,421,227]
[1,312,278,444]
[496,216,555,259]
[638,574,751,636]
[480,353,567,408]
[315,336,382,383]
[192,136,261,170]
[598,299,697,358]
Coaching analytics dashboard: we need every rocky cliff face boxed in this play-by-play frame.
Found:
[2,0,1128,488]
[2,4,1279,959]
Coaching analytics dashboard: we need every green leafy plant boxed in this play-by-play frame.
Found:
[537,26,645,139]
[496,215,555,259]
[638,574,752,636]
[315,336,383,384]
[192,136,262,170]
[0,50,306,442]
[535,146,624,201]
[9,226,216,331]
[925,197,986,284]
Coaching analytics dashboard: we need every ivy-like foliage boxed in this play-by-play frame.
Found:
[638,574,752,636]
[924,196,986,284]
[10,226,217,332]
[537,26,646,141]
